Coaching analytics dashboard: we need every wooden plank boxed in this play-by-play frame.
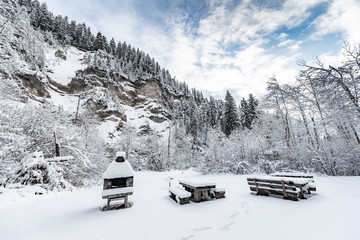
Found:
[251,187,299,201]
[247,177,311,186]
[248,181,297,191]
[102,192,133,199]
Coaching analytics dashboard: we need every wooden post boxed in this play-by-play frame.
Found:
[254,179,259,192]
[281,180,288,198]
[54,132,60,157]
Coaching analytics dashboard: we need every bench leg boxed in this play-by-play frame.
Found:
[124,195,129,208]
[299,188,306,199]
[107,198,111,211]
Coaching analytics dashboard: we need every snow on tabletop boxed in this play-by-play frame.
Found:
[102,187,133,197]
[168,186,191,198]
[179,179,216,187]
[103,160,134,179]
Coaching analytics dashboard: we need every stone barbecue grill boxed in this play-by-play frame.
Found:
[101,152,134,211]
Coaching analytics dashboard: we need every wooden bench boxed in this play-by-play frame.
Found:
[247,177,313,201]
[211,188,226,199]
[270,173,317,193]
[169,186,191,205]
[102,187,133,211]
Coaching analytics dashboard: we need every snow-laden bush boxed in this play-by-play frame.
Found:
[6,151,72,191]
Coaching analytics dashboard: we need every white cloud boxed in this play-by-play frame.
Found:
[311,0,360,43]
[278,39,294,47]
[163,0,321,100]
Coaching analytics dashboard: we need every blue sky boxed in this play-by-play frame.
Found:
[42,0,360,101]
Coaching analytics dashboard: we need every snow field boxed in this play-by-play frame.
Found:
[45,46,85,86]
[0,171,359,240]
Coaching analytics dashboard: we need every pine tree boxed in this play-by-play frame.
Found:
[30,0,41,28]
[68,20,77,43]
[38,3,52,31]
[83,27,94,50]
[109,38,116,55]
[102,35,109,52]
[240,97,248,129]
[116,41,122,58]
[93,32,103,50]
[240,94,259,130]
[208,96,218,128]
[224,90,240,136]
[247,93,258,129]
[74,23,84,47]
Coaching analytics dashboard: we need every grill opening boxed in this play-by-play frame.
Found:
[111,178,127,188]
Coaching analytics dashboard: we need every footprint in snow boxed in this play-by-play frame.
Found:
[180,234,195,240]
[193,227,212,232]
[245,206,252,214]
[229,212,239,218]
[221,222,234,230]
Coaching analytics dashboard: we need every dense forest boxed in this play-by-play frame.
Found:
[1,0,360,191]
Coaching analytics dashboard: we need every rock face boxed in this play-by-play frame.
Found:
[137,79,163,102]
[41,53,173,134]
[17,73,50,98]
[55,49,66,60]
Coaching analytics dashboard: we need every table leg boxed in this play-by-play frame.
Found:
[193,190,201,202]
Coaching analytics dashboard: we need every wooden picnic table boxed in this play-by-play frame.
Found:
[247,176,315,200]
[179,180,217,202]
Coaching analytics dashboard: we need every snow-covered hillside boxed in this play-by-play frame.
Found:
[0,171,359,240]
[45,46,86,86]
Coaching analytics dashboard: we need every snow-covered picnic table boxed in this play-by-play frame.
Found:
[179,179,225,202]
[247,175,316,201]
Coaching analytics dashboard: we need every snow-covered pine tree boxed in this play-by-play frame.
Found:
[109,37,116,55]
[240,98,248,130]
[208,96,218,128]
[240,94,259,130]
[247,93,258,129]
[93,31,103,50]
[224,90,240,136]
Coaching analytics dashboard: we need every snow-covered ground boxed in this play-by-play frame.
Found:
[0,171,359,240]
